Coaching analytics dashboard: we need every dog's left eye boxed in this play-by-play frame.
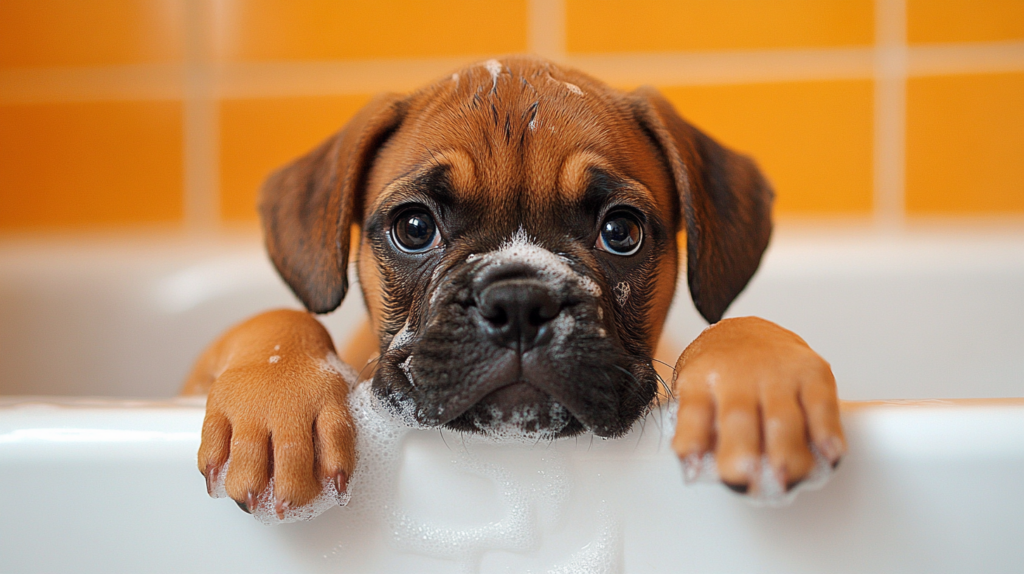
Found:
[596,212,643,256]
[392,209,441,253]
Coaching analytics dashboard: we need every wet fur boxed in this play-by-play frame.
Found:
[186,57,795,511]
[258,56,772,438]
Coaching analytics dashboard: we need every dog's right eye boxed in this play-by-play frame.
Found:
[596,211,643,256]
[392,209,440,253]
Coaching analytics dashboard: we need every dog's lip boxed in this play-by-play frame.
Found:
[424,357,558,423]
[388,344,631,434]
[476,379,542,404]
[445,380,585,435]
[426,373,602,435]
[430,378,532,426]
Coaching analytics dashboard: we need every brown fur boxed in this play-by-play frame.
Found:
[186,57,845,511]
[184,310,355,516]
[673,317,845,488]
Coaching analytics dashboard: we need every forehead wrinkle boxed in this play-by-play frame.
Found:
[559,159,657,214]
[558,151,614,202]
[381,58,651,226]
[432,149,476,197]
[599,186,660,222]
[368,166,451,217]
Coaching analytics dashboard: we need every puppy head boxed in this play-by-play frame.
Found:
[260,57,773,438]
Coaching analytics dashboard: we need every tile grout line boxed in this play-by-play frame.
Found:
[4,44,1024,104]
[528,0,566,62]
[182,0,219,232]
[566,48,876,86]
[873,0,907,230]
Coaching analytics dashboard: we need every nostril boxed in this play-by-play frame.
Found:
[484,306,509,326]
[538,298,560,322]
[528,308,544,327]
[477,279,563,350]
[528,300,558,327]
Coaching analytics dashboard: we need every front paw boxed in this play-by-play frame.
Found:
[197,353,356,519]
[672,317,846,493]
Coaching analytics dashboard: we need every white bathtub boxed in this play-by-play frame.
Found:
[2,225,1023,573]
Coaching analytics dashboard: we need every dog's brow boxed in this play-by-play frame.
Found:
[373,165,455,213]
[416,166,456,205]
[579,168,653,215]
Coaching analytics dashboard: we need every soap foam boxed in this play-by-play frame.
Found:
[320,350,360,384]
[390,452,536,563]
[206,458,350,525]
[210,384,834,527]
[464,401,573,443]
[207,362,834,574]
[666,405,837,507]
[535,509,620,574]
[205,350,361,525]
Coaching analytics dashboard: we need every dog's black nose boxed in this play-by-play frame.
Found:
[478,279,561,352]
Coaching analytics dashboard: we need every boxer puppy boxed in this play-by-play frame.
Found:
[184,56,845,517]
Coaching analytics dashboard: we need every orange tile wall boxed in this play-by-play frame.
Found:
[566,0,875,52]
[660,80,875,214]
[907,0,1024,44]
[906,73,1024,213]
[219,95,372,220]
[0,101,183,229]
[1,0,1022,230]
[0,0,185,68]
[215,0,528,62]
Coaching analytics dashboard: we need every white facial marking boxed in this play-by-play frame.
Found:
[388,321,413,351]
[614,281,630,307]
[430,263,445,284]
[399,355,416,387]
[273,344,280,351]
[474,227,601,298]
[564,82,584,96]
[451,72,459,83]
[554,313,576,339]
[483,59,503,91]
[268,355,280,364]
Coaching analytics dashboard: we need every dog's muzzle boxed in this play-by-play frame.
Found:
[374,246,655,439]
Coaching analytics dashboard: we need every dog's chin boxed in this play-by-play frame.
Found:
[442,382,586,439]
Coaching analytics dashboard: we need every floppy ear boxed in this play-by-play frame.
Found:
[259,94,406,314]
[630,86,774,324]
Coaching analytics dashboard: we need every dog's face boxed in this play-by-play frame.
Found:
[259,57,773,439]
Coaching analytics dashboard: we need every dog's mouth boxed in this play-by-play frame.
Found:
[441,381,585,439]
[372,245,658,440]
[375,346,646,438]
[373,301,657,438]
[375,348,593,437]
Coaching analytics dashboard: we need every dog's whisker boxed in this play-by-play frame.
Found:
[651,357,674,369]
[610,364,653,406]
[641,356,675,399]
[635,415,647,446]
[357,355,381,382]
[655,371,674,399]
